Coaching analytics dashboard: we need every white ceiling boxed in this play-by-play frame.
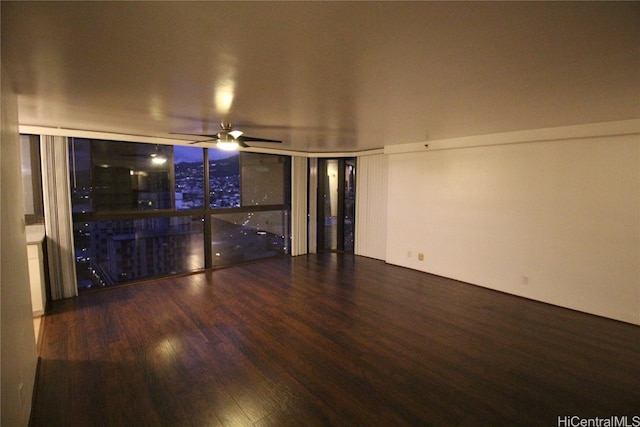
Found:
[2,1,639,153]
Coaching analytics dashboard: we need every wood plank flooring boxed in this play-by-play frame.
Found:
[30,253,640,426]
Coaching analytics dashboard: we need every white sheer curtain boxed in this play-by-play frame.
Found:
[40,135,78,299]
[354,154,388,260]
[290,156,308,256]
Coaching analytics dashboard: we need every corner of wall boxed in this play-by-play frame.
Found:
[1,66,39,426]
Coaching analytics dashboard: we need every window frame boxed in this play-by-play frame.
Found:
[68,138,291,289]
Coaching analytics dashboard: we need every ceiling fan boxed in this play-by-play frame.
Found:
[173,122,282,151]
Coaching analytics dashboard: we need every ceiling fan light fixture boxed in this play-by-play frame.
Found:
[216,140,240,151]
[216,131,240,151]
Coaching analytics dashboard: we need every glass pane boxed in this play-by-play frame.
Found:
[69,138,94,213]
[209,149,240,208]
[344,159,356,251]
[211,210,289,267]
[317,157,355,252]
[21,134,45,223]
[323,159,339,250]
[74,215,204,290]
[20,134,35,215]
[241,153,290,205]
[174,145,204,209]
[90,139,173,211]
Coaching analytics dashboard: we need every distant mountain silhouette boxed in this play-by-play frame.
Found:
[175,154,239,177]
[209,154,240,176]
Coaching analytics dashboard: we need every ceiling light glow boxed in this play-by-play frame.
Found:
[151,156,167,164]
[216,141,239,151]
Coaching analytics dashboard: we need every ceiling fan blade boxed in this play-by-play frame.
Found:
[238,135,282,144]
[188,139,215,145]
[170,132,218,139]
[170,132,217,145]
[181,136,248,148]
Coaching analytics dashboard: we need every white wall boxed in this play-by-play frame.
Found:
[385,124,640,325]
[1,67,39,426]
[355,154,388,260]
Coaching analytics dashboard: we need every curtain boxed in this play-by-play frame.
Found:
[354,154,388,260]
[40,135,77,299]
[290,156,308,256]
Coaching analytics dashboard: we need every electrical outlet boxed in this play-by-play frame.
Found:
[418,253,424,261]
[522,276,529,285]
[407,251,412,258]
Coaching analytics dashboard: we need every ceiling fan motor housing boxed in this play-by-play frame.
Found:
[216,131,236,143]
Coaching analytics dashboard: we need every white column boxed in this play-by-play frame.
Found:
[290,156,308,256]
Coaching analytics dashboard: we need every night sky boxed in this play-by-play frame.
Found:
[174,145,235,163]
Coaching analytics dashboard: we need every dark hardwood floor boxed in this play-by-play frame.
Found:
[30,253,640,426]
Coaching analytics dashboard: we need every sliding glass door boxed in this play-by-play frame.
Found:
[317,158,356,252]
